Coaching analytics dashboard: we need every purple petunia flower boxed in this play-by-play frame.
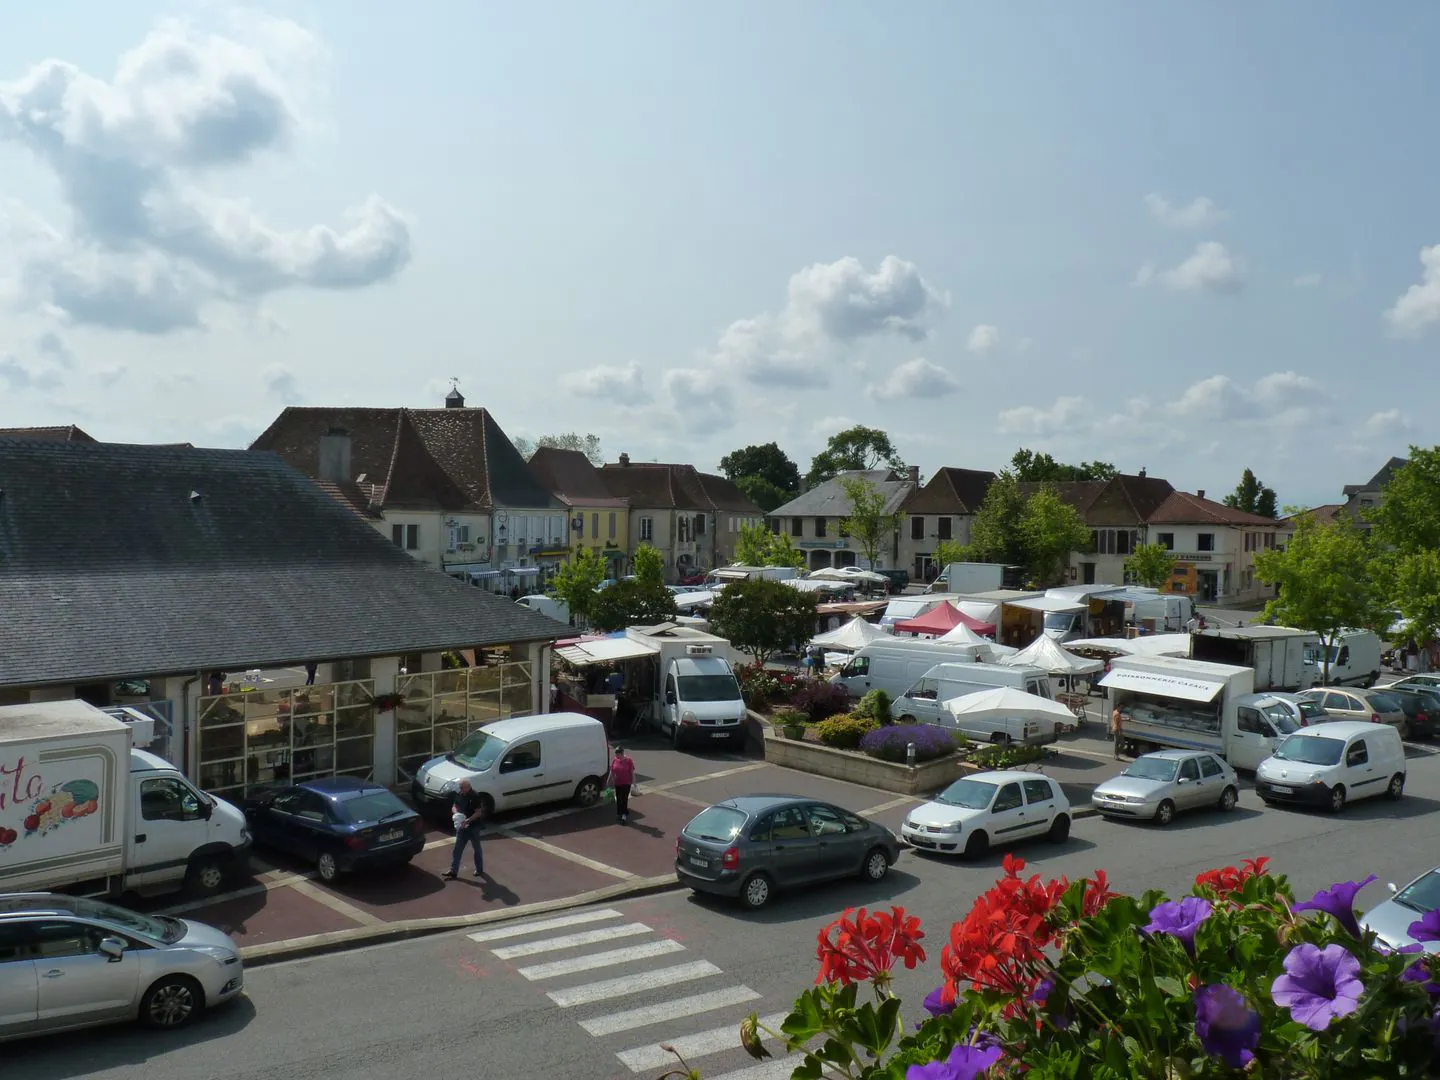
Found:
[1293,875,1377,939]
[905,1041,1004,1080]
[923,986,954,1018]
[1409,909,1440,944]
[1193,984,1261,1068]
[1145,897,1213,955]
[1030,977,1054,1007]
[1271,943,1365,1031]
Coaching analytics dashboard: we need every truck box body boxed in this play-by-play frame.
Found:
[1190,627,1317,692]
[929,563,1024,594]
[831,639,996,699]
[618,625,748,749]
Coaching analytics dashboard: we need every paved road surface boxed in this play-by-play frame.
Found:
[31,739,1440,1080]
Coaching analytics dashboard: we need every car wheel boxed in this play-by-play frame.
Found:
[962,830,989,858]
[898,714,916,725]
[316,851,340,883]
[1154,800,1176,826]
[139,975,205,1030]
[1398,719,1412,741]
[739,871,773,910]
[574,777,603,806]
[184,857,228,897]
[1047,815,1071,843]
[860,847,891,881]
[1217,786,1238,812]
[1387,773,1405,800]
[1328,785,1347,813]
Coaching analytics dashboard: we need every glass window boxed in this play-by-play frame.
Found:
[1124,757,1178,781]
[815,517,827,538]
[1274,734,1344,766]
[1200,756,1224,778]
[695,515,705,536]
[1021,780,1054,804]
[294,792,330,823]
[640,517,653,541]
[1156,532,1174,550]
[609,513,617,539]
[271,789,305,813]
[992,783,1023,812]
[592,513,600,537]
[0,924,34,963]
[140,777,203,822]
[31,921,104,960]
[500,740,542,773]
[748,815,773,842]
[791,517,803,537]
[909,678,938,700]
[1197,533,1215,552]
[1346,740,1369,767]
[1237,708,1264,734]
[1395,870,1440,914]
[937,517,953,541]
[685,805,746,842]
[911,516,925,540]
[68,899,178,943]
[1179,759,1200,781]
[935,779,997,809]
[770,806,811,839]
[842,656,870,677]
[451,729,507,771]
[840,810,868,833]
[337,790,408,824]
[677,673,741,702]
[806,804,848,836]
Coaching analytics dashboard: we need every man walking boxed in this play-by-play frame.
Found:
[609,746,636,825]
[1111,707,1127,760]
[444,778,485,879]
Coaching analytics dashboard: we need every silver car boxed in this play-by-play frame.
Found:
[0,893,244,1041]
[1091,749,1240,826]
[1360,867,1440,953]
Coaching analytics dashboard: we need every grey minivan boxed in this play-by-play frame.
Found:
[675,795,901,910]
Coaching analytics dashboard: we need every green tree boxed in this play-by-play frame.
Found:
[961,473,1029,566]
[631,542,665,587]
[1368,447,1440,553]
[1010,449,1117,483]
[933,539,967,570]
[707,578,819,665]
[1392,550,1440,649]
[588,580,678,632]
[733,523,806,570]
[1255,515,1383,685]
[807,426,904,486]
[734,475,791,512]
[1223,467,1279,519]
[719,442,800,491]
[1125,542,1177,589]
[838,475,905,570]
[546,546,607,624]
[1020,486,1092,586]
[512,432,604,465]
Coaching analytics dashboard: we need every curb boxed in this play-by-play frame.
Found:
[238,873,683,968]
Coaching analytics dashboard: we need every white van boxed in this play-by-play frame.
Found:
[879,596,947,630]
[1303,629,1382,688]
[1254,720,1405,812]
[893,662,1054,726]
[832,640,992,699]
[411,712,611,818]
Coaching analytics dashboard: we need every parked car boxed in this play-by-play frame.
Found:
[1090,750,1240,825]
[0,893,244,1041]
[1255,721,1407,812]
[1360,866,1440,953]
[1298,687,1409,736]
[875,569,910,591]
[674,796,900,910]
[1388,674,1440,693]
[1264,692,1330,728]
[900,771,1071,858]
[1384,685,1440,739]
[242,776,426,882]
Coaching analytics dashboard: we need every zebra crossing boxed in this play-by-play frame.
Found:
[468,907,806,1078]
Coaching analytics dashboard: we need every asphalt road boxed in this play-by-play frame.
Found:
[31,744,1440,1080]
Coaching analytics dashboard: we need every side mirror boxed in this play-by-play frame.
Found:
[1176,777,1189,785]
[665,691,676,705]
[1388,882,1399,894]
[200,800,213,820]
[98,936,126,962]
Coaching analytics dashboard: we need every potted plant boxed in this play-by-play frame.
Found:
[772,708,808,740]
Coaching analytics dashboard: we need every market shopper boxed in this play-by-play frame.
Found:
[444,779,486,879]
[609,746,636,824]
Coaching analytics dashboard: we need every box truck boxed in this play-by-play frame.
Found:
[1190,626,1317,692]
[0,700,250,897]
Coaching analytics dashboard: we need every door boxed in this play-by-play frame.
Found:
[803,803,865,879]
[130,775,210,888]
[1175,757,1207,808]
[257,788,307,855]
[287,791,336,862]
[662,673,680,731]
[1198,754,1228,799]
[1230,707,1270,770]
[1343,737,1383,798]
[898,678,940,723]
[985,782,1032,841]
[497,739,554,808]
[838,655,872,696]
[762,806,817,884]
[32,921,140,1029]
[1020,779,1059,835]
[0,925,38,1034]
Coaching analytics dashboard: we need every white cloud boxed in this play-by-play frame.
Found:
[0,14,410,335]
[967,324,1000,353]
[1168,375,1258,421]
[1145,193,1227,229]
[996,396,1088,436]
[0,353,62,392]
[1360,408,1410,438]
[34,331,75,367]
[811,415,854,439]
[1254,371,1327,406]
[661,368,734,435]
[1385,245,1440,336]
[566,360,651,405]
[711,255,948,386]
[1294,272,1322,288]
[262,363,302,403]
[1144,242,1244,294]
[868,358,960,402]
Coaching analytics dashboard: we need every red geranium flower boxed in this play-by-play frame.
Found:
[1195,855,1271,900]
[940,855,1069,1003]
[816,906,926,988]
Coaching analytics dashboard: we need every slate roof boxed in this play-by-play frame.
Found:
[902,467,997,515]
[770,470,914,518]
[249,406,561,513]
[1342,456,1408,497]
[0,425,97,443]
[0,439,567,688]
[528,447,628,508]
[1017,474,1176,527]
[1145,491,1280,527]
[600,461,762,515]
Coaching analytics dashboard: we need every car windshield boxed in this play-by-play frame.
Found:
[935,779,998,810]
[677,674,742,702]
[1262,705,1301,735]
[451,730,507,771]
[1394,871,1440,914]
[1043,612,1080,632]
[1297,701,1326,722]
[338,791,409,824]
[1273,734,1344,766]
[1370,692,1402,713]
[71,897,184,944]
[1124,758,1179,782]
[684,805,747,843]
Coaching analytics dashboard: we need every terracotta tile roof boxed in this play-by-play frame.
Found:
[600,460,762,515]
[529,447,628,508]
[1015,474,1176,527]
[903,467,997,514]
[1145,490,1281,527]
[315,480,384,519]
[249,406,560,513]
[0,425,97,443]
[697,472,760,513]
[1280,503,1345,526]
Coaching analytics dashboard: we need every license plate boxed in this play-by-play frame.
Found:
[1269,785,1292,794]
[710,731,729,739]
[687,855,709,869]
[379,828,404,842]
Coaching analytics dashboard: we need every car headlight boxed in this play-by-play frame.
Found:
[192,945,240,965]
[1310,777,1327,785]
[240,827,252,844]
[440,780,458,795]
[933,822,963,833]
[681,710,697,725]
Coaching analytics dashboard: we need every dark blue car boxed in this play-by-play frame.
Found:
[242,776,425,882]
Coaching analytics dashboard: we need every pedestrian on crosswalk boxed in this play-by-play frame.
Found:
[609,746,635,824]
[444,778,486,879]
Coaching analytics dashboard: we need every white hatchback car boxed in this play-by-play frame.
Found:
[901,770,1072,858]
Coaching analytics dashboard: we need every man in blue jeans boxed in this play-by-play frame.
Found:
[444,779,486,880]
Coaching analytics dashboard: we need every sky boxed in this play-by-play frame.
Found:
[1,2,1437,509]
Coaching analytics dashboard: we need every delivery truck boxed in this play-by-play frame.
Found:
[0,700,250,897]
[1189,626,1317,692]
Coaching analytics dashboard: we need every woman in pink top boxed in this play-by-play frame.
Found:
[609,746,636,824]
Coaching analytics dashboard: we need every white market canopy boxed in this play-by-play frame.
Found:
[998,635,1104,675]
[942,686,1078,723]
[673,590,718,611]
[810,615,884,651]
[809,567,887,584]
[554,636,659,666]
[935,622,990,646]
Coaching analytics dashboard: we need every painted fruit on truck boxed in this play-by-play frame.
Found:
[23,779,101,836]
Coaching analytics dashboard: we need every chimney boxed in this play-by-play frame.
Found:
[1196,489,1205,500]
[445,385,465,409]
[1138,467,1146,478]
[318,427,352,483]
[907,465,920,483]
[619,452,630,467]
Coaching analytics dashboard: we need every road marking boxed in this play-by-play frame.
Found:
[154,871,313,916]
[498,832,637,879]
[581,986,761,1037]
[466,908,623,943]
[708,1056,808,1080]
[290,880,383,927]
[617,1011,788,1072]
[649,762,770,791]
[1053,746,1117,762]
[858,795,915,816]
[492,922,653,959]
[548,961,722,1007]
[517,939,686,980]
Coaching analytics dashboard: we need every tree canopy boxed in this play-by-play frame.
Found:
[707,578,819,665]
[719,442,800,491]
[961,473,1029,567]
[807,425,905,486]
[1009,449,1117,483]
[932,539,967,571]
[588,580,678,632]
[1125,542,1177,589]
[1223,467,1279,519]
[838,475,904,570]
[631,542,664,587]
[513,432,604,466]
[963,474,1089,586]
[545,546,606,624]
[1365,449,1440,648]
[733,523,806,569]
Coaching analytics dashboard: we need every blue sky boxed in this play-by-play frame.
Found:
[1,2,1437,508]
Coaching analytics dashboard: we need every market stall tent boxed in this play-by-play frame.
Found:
[942,685,1078,723]
[999,635,1104,675]
[810,615,884,652]
[894,601,996,638]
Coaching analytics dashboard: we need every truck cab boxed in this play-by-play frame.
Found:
[661,654,746,750]
[127,749,251,895]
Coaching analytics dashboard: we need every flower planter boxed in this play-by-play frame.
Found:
[752,712,977,796]
[781,724,807,740]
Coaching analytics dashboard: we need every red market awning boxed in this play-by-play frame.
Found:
[893,601,996,637]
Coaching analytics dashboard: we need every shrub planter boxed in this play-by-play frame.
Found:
[781,723,807,740]
[754,717,979,797]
